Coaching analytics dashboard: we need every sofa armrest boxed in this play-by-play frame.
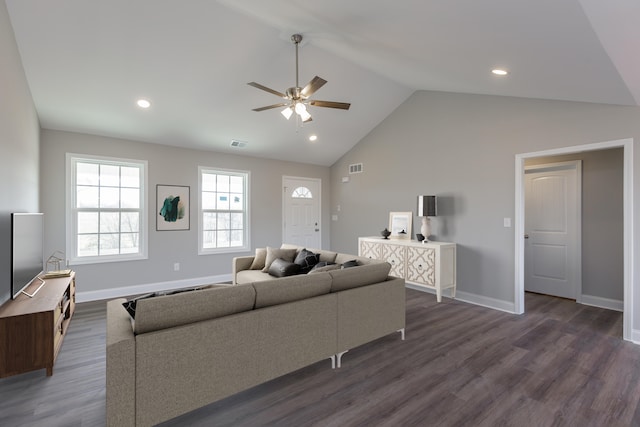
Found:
[106,298,136,427]
[232,256,255,285]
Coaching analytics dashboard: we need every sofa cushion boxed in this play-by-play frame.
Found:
[294,248,320,273]
[252,273,332,309]
[262,247,298,272]
[133,284,256,334]
[236,269,272,284]
[268,258,302,277]
[249,247,267,270]
[329,262,392,292]
[121,285,220,319]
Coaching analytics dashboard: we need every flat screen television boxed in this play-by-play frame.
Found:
[11,213,45,299]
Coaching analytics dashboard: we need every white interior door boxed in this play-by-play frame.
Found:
[283,177,321,248]
[524,161,581,299]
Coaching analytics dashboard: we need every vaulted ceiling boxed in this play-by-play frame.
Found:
[5,1,639,166]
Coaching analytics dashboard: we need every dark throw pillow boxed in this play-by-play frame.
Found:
[122,293,156,319]
[308,261,340,273]
[341,260,360,269]
[121,286,206,319]
[294,248,321,273]
[268,257,302,277]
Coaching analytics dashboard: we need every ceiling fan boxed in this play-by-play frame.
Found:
[248,34,351,123]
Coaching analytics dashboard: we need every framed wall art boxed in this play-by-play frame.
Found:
[389,211,412,239]
[157,185,190,231]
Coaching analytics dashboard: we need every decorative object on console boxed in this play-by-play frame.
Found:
[417,195,437,242]
[416,233,425,242]
[381,227,391,239]
[46,250,65,272]
[157,185,190,231]
[389,212,412,239]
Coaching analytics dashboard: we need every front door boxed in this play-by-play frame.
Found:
[524,161,581,299]
[283,176,321,248]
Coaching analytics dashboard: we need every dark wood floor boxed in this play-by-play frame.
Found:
[1,290,638,427]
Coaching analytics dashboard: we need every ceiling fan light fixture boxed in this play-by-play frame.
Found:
[281,106,293,120]
[300,110,312,122]
[295,102,307,115]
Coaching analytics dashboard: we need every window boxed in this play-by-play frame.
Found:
[291,186,312,198]
[67,154,148,264]
[199,167,249,253]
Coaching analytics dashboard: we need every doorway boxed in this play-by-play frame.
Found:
[282,176,321,248]
[524,161,581,299]
[515,138,633,341]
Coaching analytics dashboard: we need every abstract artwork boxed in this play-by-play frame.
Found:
[157,185,190,231]
[389,211,412,239]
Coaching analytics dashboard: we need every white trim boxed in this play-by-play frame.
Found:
[75,273,232,302]
[515,138,634,342]
[632,329,640,345]
[580,294,624,312]
[405,283,516,314]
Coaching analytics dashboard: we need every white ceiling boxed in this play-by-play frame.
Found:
[5,1,639,166]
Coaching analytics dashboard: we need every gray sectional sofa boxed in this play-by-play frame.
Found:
[106,245,405,427]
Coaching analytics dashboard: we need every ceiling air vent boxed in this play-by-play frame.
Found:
[230,139,248,148]
[349,163,363,174]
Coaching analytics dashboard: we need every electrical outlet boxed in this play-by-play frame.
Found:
[174,262,180,271]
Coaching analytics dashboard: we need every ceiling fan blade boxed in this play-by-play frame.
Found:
[252,103,289,112]
[309,100,351,110]
[247,82,287,98]
[300,76,327,98]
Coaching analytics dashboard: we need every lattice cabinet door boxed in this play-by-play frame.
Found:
[359,239,382,259]
[407,246,436,286]
[381,243,406,278]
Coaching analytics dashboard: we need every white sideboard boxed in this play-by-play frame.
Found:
[359,237,457,302]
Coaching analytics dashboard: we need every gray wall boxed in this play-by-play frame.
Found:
[0,2,40,303]
[330,90,640,330]
[525,149,623,301]
[40,129,331,293]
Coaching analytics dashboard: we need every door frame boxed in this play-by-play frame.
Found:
[515,138,633,342]
[524,160,582,301]
[282,176,322,248]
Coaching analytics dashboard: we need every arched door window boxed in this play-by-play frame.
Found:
[292,186,312,198]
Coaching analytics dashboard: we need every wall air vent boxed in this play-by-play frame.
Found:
[230,139,248,148]
[349,163,363,174]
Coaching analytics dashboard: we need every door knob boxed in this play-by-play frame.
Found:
[524,234,529,239]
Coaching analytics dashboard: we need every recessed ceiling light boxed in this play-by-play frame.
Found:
[309,135,318,142]
[136,99,151,108]
[491,69,508,76]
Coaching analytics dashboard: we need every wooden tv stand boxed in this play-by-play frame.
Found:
[0,272,76,378]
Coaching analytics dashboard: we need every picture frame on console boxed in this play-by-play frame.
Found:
[157,185,190,231]
[389,211,412,239]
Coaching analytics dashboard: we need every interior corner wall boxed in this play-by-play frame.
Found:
[40,129,331,294]
[329,91,640,330]
[525,149,624,302]
[0,1,40,304]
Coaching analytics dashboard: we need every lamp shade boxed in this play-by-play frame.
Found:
[417,195,437,217]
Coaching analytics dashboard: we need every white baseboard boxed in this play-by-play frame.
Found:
[405,283,517,314]
[631,329,640,345]
[76,273,233,303]
[579,294,623,312]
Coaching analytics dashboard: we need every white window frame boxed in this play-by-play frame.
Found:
[198,166,250,255]
[66,153,148,265]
